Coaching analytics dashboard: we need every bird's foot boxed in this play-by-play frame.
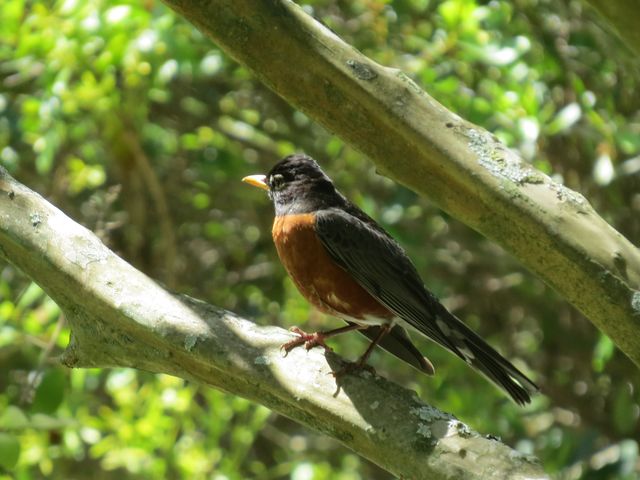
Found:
[281,327,333,355]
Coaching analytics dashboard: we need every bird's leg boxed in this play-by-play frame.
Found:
[281,323,364,354]
[356,323,392,367]
[334,324,392,377]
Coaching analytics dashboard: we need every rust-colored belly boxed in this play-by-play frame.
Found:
[272,214,390,321]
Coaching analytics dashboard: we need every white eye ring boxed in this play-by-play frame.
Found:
[270,173,285,189]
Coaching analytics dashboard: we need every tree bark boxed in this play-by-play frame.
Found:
[583,0,640,56]
[159,0,640,368]
[0,167,547,479]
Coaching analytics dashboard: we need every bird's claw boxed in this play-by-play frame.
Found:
[281,326,333,355]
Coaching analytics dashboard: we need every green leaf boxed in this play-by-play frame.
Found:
[29,413,75,430]
[612,385,636,435]
[31,368,66,414]
[592,334,615,372]
[0,406,29,430]
[0,433,20,470]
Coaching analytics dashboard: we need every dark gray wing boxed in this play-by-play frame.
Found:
[315,208,538,405]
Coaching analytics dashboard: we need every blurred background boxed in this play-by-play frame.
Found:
[1,0,639,478]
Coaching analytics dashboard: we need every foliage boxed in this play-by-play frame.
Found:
[0,0,639,478]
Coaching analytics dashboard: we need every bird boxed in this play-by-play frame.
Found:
[243,153,539,405]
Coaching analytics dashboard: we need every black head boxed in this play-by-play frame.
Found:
[244,154,346,215]
[267,154,330,190]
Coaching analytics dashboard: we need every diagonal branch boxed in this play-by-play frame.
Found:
[582,0,640,56]
[0,168,547,479]
[160,0,640,367]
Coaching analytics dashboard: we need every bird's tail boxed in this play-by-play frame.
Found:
[431,306,539,405]
[360,325,435,376]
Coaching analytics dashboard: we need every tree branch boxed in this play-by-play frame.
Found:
[159,0,640,368]
[582,0,640,56]
[0,168,546,478]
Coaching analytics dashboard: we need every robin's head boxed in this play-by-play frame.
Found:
[243,154,343,215]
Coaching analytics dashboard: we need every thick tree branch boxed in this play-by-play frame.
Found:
[582,0,640,56]
[0,168,546,478]
[160,0,640,367]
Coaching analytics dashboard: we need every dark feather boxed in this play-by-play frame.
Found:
[315,207,539,405]
[359,325,435,375]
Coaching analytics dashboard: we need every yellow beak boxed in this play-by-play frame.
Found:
[242,174,269,191]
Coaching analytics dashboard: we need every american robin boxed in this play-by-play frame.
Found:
[243,153,539,405]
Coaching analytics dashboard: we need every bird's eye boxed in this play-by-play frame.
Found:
[270,173,285,190]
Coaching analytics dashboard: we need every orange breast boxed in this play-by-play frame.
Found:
[272,214,391,321]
